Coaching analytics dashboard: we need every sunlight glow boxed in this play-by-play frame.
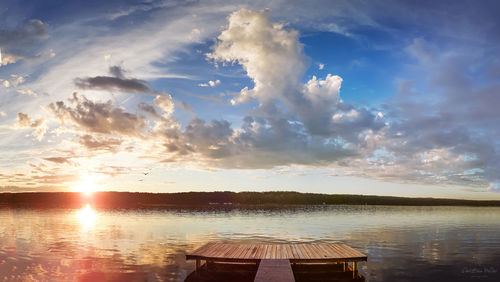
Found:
[76,204,97,229]
[73,174,98,196]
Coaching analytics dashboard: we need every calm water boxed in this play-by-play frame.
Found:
[1,205,499,281]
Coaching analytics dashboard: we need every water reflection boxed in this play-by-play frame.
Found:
[76,204,97,230]
[0,206,499,281]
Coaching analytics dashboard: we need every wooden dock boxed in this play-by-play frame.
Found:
[186,242,367,281]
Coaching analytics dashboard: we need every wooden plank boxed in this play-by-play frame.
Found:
[283,244,291,259]
[189,243,211,256]
[323,244,340,257]
[317,244,331,258]
[223,244,236,258]
[311,244,327,258]
[265,245,271,258]
[236,244,249,258]
[261,244,268,259]
[326,244,345,258]
[196,242,219,256]
[222,244,236,258]
[212,243,229,257]
[249,245,259,259]
[342,244,365,257]
[231,244,246,259]
[288,244,298,259]
[242,244,253,259]
[307,244,321,258]
[209,243,224,257]
[292,244,303,259]
[334,244,355,258]
[260,245,267,259]
[298,244,312,259]
[333,244,351,257]
[254,259,295,282]
[255,244,265,259]
[265,244,272,259]
[245,244,254,259]
[311,244,324,258]
[327,244,366,259]
[294,244,304,258]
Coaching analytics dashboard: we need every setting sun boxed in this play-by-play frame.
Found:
[73,175,98,196]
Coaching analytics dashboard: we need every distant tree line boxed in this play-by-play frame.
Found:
[0,191,499,209]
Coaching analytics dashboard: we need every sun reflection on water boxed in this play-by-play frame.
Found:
[76,204,97,229]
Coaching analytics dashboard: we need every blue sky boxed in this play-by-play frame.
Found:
[1,0,500,199]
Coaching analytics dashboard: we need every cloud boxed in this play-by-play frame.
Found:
[488,183,500,192]
[74,66,155,94]
[78,134,123,152]
[0,19,49,64]
[154,94,175,117]
[43,157,72,164]
[183,118,234,159]
[15,113,47,141]
[198,79,220,87]
[177,101,194,113]
[369,37,500,189]
[0,111,6,117]
[47,93,148,137]
[0,51,22,67]
[318,63,325,70]
[1,75,24,88]
[16,89,38,96]
[208,9,307,106]
[91,165,132,177]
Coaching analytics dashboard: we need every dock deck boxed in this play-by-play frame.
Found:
[187,242,367,263]
[186,242,367,281]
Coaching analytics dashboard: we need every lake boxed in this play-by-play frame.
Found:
[1,205,499,281]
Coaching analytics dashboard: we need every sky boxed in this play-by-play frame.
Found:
[1,0,500,199]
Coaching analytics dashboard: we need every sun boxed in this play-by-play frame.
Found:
[73,175,98,196]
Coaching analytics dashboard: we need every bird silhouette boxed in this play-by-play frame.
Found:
[143,172,149,175]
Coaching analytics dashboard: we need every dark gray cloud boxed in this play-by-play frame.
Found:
[74,66,155,94]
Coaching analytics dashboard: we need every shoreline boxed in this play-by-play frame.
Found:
[1,191,500,209]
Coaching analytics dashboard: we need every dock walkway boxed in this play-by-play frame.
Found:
[254,259,295,282]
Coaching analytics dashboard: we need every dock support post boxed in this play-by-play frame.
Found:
[352,261,358,279]
[343,262,346,272]
[195,259,200,272]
